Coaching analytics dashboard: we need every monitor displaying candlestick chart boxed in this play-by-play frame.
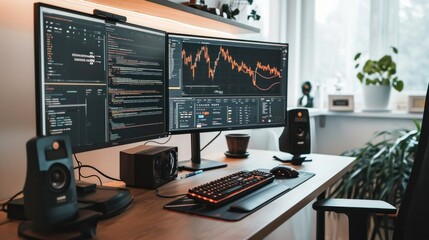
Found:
[168,33,288,133]
[168,33,288,170]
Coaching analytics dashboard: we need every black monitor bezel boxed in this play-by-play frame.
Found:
[166,32,289,135]
[34,3,169,153]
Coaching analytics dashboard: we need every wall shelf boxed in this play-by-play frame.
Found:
[85,0,260,34]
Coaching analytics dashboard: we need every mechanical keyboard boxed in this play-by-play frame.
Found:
[187,170,275,207]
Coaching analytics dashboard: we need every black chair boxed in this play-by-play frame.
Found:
[313,84,429,240]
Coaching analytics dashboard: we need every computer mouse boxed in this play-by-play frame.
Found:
[270,165,299,178]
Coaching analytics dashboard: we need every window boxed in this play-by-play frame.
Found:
[398,0,429,92]
[297,0,429,109]
[313,0,370,96]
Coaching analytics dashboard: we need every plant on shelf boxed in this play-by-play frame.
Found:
[247,9,260,21]
[354,46,404,92]
[220,0,260,21]
[328,123,421,240]
[354,46,404,111]
[221,3,240,20]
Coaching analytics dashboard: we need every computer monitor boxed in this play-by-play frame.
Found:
[34,3,168,153]
[168,33,288,170]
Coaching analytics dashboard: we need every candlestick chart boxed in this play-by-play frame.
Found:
[181,42,284,96]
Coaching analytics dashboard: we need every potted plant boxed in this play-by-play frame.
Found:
[354,47,404,111]
[220,0,260,22]
[328,123,420,239]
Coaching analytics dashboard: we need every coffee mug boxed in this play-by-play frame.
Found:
[225,133,250,155]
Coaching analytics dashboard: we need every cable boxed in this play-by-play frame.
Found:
[1,190,23,213]
[76,165,122,182]
[155,188,186,198]
[79,174,102,185]
[74,154,83,181]
[200,131,222,152]
[73,154,122,185]
[74,164,104,185]
[144,134,172,145]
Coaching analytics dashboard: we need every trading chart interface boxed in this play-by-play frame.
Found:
[168,34,288,132]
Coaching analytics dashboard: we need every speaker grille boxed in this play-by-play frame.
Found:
[47,163,71,193]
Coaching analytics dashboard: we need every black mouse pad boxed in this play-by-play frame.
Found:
[164,171,315,221]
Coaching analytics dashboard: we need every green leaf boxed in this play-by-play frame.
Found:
[388,62,397,75]
[247,10,260,20]
[381,78,390,85]
[221,4,230,13]
[392,79,404,92]
[378,55,392,71]
[357,72,364,83]
[392,46,398,54]
[363,60,374,74]
[247,0,254,4]
[355,63,360,69]
[354,52,362,61]
[366,79,377,85]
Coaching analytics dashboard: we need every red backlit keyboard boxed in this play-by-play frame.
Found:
[187,170,275,207]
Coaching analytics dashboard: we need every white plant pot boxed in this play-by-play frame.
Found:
[362,85,391,111]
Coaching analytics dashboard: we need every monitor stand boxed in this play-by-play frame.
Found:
[179,132,227,171]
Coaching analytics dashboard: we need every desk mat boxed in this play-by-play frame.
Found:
[164,171,315,221]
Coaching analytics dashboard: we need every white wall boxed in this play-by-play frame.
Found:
[314,114,419,155]
[1,0,37,200]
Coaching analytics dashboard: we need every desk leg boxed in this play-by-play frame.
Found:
[316,191,326,240]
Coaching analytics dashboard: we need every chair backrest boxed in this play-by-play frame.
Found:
[393,84,429,240]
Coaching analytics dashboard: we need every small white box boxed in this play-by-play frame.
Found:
[408,95,425,113]
[328,95,354,112]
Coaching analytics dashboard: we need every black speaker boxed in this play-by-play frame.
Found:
[24,135,78,225]
[120,145,178,189]
[279,108,311,155]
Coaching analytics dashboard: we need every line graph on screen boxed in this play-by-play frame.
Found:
[181,43,283,96]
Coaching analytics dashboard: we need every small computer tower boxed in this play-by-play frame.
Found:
[120,145,178,189]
